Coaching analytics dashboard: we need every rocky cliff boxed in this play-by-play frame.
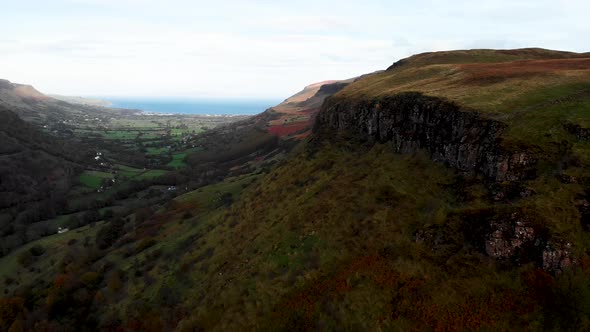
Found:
[315,92,537,182]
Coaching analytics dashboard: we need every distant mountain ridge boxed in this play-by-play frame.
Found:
[0,78,140,125]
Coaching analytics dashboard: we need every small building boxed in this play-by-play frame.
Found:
[57,227,69,234]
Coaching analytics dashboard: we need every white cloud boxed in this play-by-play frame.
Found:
[0,0,588,98]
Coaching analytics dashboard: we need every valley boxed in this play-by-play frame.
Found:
[2,48,590,331]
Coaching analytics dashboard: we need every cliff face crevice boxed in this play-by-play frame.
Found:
[314,92,536,182]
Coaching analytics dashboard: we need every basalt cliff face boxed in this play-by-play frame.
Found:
[315,92,536,182]
[313,91,581,273]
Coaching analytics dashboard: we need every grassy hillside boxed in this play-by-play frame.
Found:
[338,48,590,113]
[5,138,589,330]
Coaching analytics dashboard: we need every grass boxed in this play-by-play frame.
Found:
[176,172,261,211]
[115,164,168,180]
[166,142,463,330]
[336,50,590,115]
[145,147,168,155]
[139,169,168,179]
[79,171,113,189]
[167,153,187,168]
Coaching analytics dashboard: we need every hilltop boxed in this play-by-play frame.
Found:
[2,48,590,331]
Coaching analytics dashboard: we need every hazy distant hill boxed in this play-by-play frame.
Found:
[49,94,113,107]
[0,78,138,125]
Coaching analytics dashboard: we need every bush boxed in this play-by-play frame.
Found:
[546,268,590,330]
[16,251,33,267]
[96,218,125,250]
[102,209,114,220]
[29,245,45,257]
[135,238,157,254]
[82,209,101,225]
[81,271,101,288]
[0,297,25,331]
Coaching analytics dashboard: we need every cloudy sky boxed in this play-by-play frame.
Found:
[0,0,588,98]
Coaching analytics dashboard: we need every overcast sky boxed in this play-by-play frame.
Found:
[0,0,588,98]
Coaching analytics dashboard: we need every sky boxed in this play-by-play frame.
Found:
[0,0,588,99]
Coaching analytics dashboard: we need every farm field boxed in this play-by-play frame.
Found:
[167,153,187,168]
[79,171,113,189]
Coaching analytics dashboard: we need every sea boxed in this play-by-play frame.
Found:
[104,97,281,116]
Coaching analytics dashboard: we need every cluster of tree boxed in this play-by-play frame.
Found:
[0,203,188,331]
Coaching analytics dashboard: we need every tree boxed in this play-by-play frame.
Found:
[102,209,114,220]
[96,218,125,250]
[16,251,33,267]
[82,209,101,225]
[66,215,81,229]
[29,245,45,257]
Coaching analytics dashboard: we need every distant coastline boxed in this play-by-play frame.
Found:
[102,97,280,115]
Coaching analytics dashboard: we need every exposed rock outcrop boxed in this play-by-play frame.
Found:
[542,241,575,272]
[485,213,536,260]
[315,92,537,182]
[565,122,590,141]
[415,208,575,273]
[484,213,574,272]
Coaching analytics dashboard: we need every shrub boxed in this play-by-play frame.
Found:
[135,238,157,254]
[96,218,125,250]
[29,245,45,257]
[546,268,590,330]
[83,209,101,225]
[16,251,33,267]
[0,297,25,331]
[81,271,101,288]
[107,271,123,293]
[102,209,114,220]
